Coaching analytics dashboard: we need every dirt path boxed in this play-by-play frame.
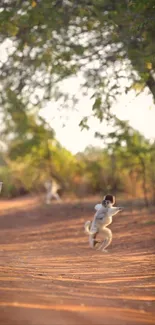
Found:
[0,196,154,325]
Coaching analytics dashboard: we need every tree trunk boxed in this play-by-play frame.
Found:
[130,170,136,198]
[146,73,155,102]
[151,180,155,205]
[140,158,149,207]
[150,155,155,205]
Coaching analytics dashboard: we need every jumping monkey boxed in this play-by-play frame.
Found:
[85,194,123,252]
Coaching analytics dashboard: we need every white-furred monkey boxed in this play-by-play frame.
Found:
[0,182,3,193]
[85,194,123,252]
[44,180,62,204]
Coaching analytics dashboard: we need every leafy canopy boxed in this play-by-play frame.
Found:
[0,0,155,128]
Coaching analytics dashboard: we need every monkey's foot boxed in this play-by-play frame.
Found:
[102,249,108,253]
[94,240,101,249]
[96,243,104,251]
[97,241,109,252]
[90,240,99,249]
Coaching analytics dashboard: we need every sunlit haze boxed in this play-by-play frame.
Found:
[1,40,154,154]
[41,79,155,154]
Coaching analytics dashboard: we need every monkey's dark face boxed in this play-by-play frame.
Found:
[104,194,115,204]
[102,199,113,208]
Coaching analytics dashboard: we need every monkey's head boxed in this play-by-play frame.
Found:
[102,194,115,208]
[44,181,52,190]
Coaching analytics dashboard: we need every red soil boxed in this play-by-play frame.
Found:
[0,196,154,325]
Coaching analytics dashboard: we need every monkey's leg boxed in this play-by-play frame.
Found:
[46,190,53,204]
[97,228,112,252]
[53,192,61,201]
[89,233,99,248]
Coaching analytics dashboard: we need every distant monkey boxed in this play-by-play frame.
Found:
[44,180,61,204]
[0,182,3,193]
[85,194,123,252]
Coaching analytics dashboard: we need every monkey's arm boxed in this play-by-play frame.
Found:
[89,213,99,234]
[109,207,123,216]
[94,203,102,211]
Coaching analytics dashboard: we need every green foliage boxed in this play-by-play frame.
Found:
[0,116,155,204]
[143,220,155,226]
[0,1,155,203]
[95,117,155,205]
[0,0,155,129]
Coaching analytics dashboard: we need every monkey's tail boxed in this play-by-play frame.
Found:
[84,221,92,234]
